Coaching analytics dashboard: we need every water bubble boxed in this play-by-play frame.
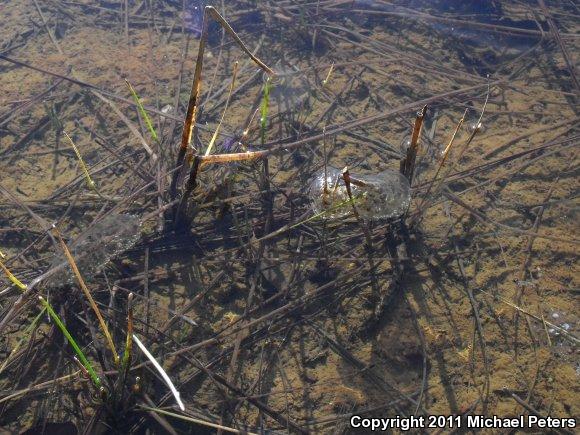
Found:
[468,120,485,134]
[46,213,141,288]
[400,136,412,155]
[308,166,411,220]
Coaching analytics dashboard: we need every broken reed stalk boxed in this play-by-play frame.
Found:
[400,105,427,184]
[322,62,335,86]
[411,83,490,225]
[448,86,489,170]
[342,167,373,246]
[52,226,119,366]
[410,108,467,225]
[341,168,363,221]
[171,6,275,226]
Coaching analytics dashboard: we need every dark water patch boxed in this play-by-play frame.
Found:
[184,0,203,37]
[348,0,544,75]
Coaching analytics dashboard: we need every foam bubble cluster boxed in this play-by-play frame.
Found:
[308,167,411,220]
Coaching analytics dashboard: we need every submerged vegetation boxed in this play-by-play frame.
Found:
[0,0,578,433]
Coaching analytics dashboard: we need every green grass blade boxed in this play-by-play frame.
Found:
[260,77,271,146]
[39,296,101,389]
[0,259,27,291]
[122,293,133,373]
[63,131,97,192]
[125,79,158,142]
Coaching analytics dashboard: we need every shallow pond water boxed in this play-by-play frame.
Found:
[0,0,578,432]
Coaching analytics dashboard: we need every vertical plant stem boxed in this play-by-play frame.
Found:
[400,105,427,184]
[123,293,134,374]
[169,6,210,201]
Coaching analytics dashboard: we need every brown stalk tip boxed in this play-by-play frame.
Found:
[341,166,350,180]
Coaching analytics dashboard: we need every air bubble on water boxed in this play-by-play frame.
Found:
[46,213,141,288]
[468,121,485,134]
[399,136,412,155]
[308,166,411,220]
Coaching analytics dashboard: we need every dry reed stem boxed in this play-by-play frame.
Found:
[139,406,258,435]
[411,109,467,225]
[52,226,119,366]
[170,6,275,201]
[400,105,427,183]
